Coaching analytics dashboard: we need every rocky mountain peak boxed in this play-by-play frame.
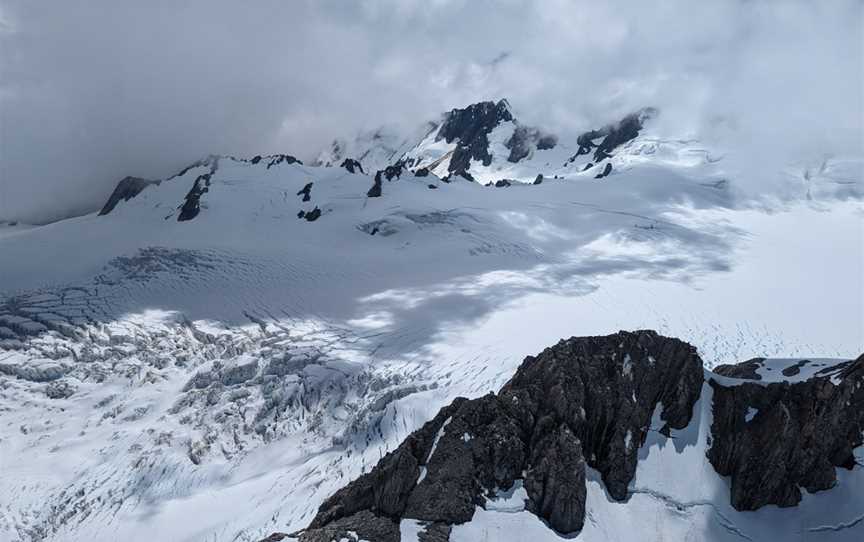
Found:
[708,355,864,510]
[434,99,515,176]
[292,330,704,540]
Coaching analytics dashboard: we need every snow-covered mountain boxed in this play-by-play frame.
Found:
[0,99,861,542]
[314,99,660,186]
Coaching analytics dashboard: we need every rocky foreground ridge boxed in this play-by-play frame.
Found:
[260,331,864,542]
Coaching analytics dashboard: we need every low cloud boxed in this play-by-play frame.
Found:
[1,0,861,222]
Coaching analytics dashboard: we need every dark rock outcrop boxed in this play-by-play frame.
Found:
[177,173,210,222]
[99,176,160,215]
[594,162,613,179]
[303,207,322,222]
[266,154,301,169]
[175,156,220,222]
[367,176,383,198]
[707,355,864,510]
[590,109,655,162]
[505,126,533,163]
[299,510,399,542]
[266,335,863,542]
[367,163,405,198]
[297,331,704,538]
[533,174,543,185]
[569,108,657,164]
[499,330,703,501]
[437,99,513,176]
[524,425,586,533]
[494,179,512,187]
[296,182,313,202]
[504,126,558,163]
[713,357,766,380]
[340,158,364,174]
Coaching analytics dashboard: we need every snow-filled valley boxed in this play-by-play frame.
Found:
[0,110,862,542]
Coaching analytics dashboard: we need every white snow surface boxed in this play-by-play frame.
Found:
[0,135,861,541]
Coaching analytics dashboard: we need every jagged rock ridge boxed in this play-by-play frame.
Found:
[709,356,864,510]
[293,330,704,540]
[98,176,160,216]
[279,334,863,542]
[570,107,657,164]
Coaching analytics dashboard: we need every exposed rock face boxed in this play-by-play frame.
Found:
[380,162,406,182]
[266,154,301,169]
[296,182,313,202]
[366,175,383,198]
[713,357,765,380]
[594,162,613,179]
[570,108,657,164]
[437,99,513,176]
[300,510,400,542]
[591,109,655,162]
[99,176,160,215]
[340,158,364,174]
[176,156,220,222]
[297,331,704,539]
[263,336,863,542]
[177,173,210,222]
[504,126,558,163]
[524,424,586,533]
[499,330,703,501]
[367,163,406,198]
[707,355,864,510]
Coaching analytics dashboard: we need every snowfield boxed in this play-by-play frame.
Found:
[0,125,861,541]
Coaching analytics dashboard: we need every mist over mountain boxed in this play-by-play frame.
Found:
[1,0,861,223]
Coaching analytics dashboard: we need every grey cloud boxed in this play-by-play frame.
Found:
[0,0,861,223]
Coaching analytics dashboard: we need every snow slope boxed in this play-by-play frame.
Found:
[0,123,862,541]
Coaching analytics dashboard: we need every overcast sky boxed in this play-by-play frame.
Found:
[1,0,861,223]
